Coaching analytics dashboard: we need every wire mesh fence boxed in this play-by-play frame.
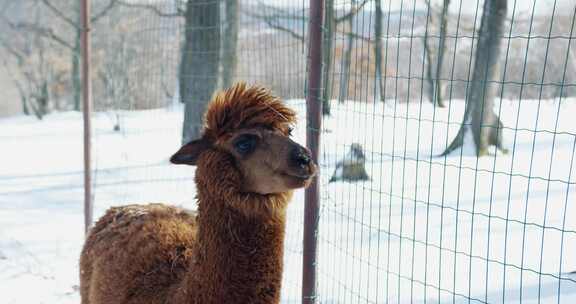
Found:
[314,0,576,303]
[88,0,576,303]
[93,0,576,303]
[1,0,575,303]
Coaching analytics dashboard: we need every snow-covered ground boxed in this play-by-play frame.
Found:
[0,98,575,303]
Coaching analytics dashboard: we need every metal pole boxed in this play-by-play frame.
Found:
[81,0,93,235]
[302,0,323,303]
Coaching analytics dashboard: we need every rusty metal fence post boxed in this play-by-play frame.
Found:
[302,0,324,303]
[81,0,93,235]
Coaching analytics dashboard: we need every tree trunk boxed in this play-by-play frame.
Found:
[374,0,384,102]
[73,29,82,111]
[38,80,49,118]
[442,0,507,157]
[21,96,30,115]
[321,0,334,115]
[222,0,238,88]
[423,32,435,103]
[338,3,354,104]
[12,75,30,115]
[433,0,450,108]
[422,1,439,106]
[180,0,221,144]
[73,1,82,111]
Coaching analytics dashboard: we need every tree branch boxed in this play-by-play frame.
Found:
[91,0,121,23]
[250,0,367,40]
[335,0,370,23]
[251,1,307,21]
[2,58,26,95]
[0,35,26,64]
[40,0,78,28]
[250,1,307,42]
[335,28,371,41]
[118,0,184,18]
[11,21,75,50]
[246,12,305,41]
[265,21,305,41]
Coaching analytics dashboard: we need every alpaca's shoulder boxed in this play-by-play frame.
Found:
[90,203,196,233]
[84,203,197,256]
[97,203,196,226]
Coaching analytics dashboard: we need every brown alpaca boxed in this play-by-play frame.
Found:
[79,83,317,304]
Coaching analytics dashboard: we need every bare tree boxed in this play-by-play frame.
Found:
[4,0,119,111]
[0,38,62,119]
[374,0,384,102]
[119,0,227,142]
[117,0,185,108]
[120,0,238,92]
[422,0,449,107]
[251,1,367,115]
[434,0,450,107]
[222,0,239,88]
[0,3,67,119]
[337,0,357,104]
[422,0,436,104]
[442,0,508,156]
[180,0,221,143]
[322,0,335,115]
[97,30,136,129]
[322,0,368,115]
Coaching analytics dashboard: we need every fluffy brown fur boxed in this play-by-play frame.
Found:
[80,83,305,304]
[204,83,296,141]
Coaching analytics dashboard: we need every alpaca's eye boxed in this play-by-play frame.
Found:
[288,127,294,136]
[234,135,257,155]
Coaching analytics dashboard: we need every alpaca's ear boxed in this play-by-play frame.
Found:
[170,138,212,166]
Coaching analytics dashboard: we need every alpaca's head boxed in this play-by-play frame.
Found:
[171,83,317,195]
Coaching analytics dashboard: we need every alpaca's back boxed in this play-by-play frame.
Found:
[80,204,197,304]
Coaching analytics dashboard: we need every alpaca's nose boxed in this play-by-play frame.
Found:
[291,146,312,167]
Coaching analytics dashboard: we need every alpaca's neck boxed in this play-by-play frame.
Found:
[178,193,290,304]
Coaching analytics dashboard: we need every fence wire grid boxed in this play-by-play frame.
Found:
[83,0,575,303]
